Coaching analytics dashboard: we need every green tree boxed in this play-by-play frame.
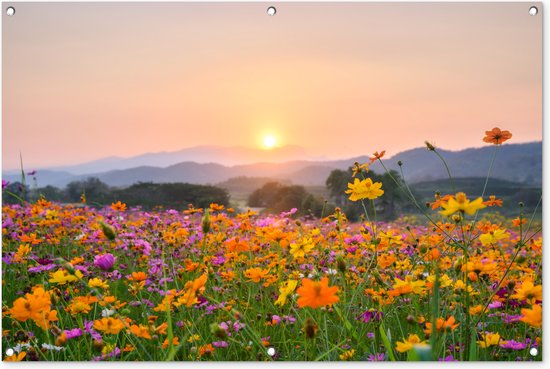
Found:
[325,167,411,221]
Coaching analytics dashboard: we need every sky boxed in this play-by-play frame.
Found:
[2,2,542,170]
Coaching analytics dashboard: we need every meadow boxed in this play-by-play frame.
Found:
[1,128,542,361]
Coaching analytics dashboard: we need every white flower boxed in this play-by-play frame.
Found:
[42,343,64,351]
[101,308,116,317]
[325,269,338,275]
[11,343,31,353]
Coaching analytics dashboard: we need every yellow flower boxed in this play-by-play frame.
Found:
[289,237,315,259]
[479,229,510,246]
[274,279,298,306]
[345,178,384,201]
[395,334,428,353]
[339,349,356,360]
[439,192,485,216]
[48,269,83,285]
[68,300,92,316]
[13,244,32,263]
[511,279,542,304]
[88,278,110,290]
[477,332,501,348]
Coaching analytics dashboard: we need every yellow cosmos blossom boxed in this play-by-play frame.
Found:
[88,278,110,290]
[274,279,298,307]
[289,237,315,259]
[395,334,428,353]
[511,279,542,304]
[345,178,384,201]
[439,192,485,216]
[479,229,510,246]
[339,349,356,360]
[389,276,426,296]
[477,332,501,348]
[48,269,83,285]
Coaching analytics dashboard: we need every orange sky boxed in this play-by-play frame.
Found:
[2,2,542,170]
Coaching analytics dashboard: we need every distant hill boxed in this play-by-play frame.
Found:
[2,142,541,188]
[23,145,321,174]
[367,142,542,185]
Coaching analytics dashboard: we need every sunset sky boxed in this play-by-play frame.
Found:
[2,2,542,170]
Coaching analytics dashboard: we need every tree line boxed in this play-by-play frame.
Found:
[2,178,229,210]
[3,167,413,220]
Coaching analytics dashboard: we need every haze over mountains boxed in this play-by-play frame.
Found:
[2,142,542,189]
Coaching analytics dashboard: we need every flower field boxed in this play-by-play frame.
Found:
[1,130,542,361]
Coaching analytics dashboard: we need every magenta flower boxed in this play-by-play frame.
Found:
[94,253,116,271]
[2,179,9,189]
[500,340,527,350]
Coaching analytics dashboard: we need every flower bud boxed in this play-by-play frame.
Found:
[99,221,116,241]
[202,209,211,235]
[304,318,318,339]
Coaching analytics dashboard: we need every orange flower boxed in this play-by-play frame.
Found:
[225,237,250,253]
[424,316,459,335]
[34,309,58,330]
[296,277,339,308]
[162,337,180,349]
[129,324,152,339]
[128,271,147,282]
[9,287,51,323]
[93,317,125,334]
[512,217,527,227]
[4,351,26,361]
[370,150,386,163]
[111,201,127,211]
[244,268,270,283]
[483,127,512,145]
[483,195,503,207]
[429,194,452,210]
[520,304,542,327]
[198,343,215,357]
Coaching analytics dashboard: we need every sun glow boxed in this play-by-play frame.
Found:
[263,135,277,149]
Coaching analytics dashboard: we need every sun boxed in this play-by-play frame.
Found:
[262,135,277,149]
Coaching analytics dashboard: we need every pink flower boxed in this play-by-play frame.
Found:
[94,253,116,271]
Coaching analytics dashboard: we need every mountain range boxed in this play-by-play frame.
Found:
[2,142,542,188]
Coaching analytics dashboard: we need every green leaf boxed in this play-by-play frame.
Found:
[379,324,396,361]
[468,329,478,361]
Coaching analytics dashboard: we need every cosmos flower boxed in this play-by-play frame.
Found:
[395,334,428,353]
[439,192,486,216]
[274,279,298,307]
[93,318,125,335]
[345,178,384,201]
[94,253,116,271]
[477,332,501,348]
[511,279,542,304]
[519,304,542,327]
[296,277,339,308]
[483,127,512,145]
